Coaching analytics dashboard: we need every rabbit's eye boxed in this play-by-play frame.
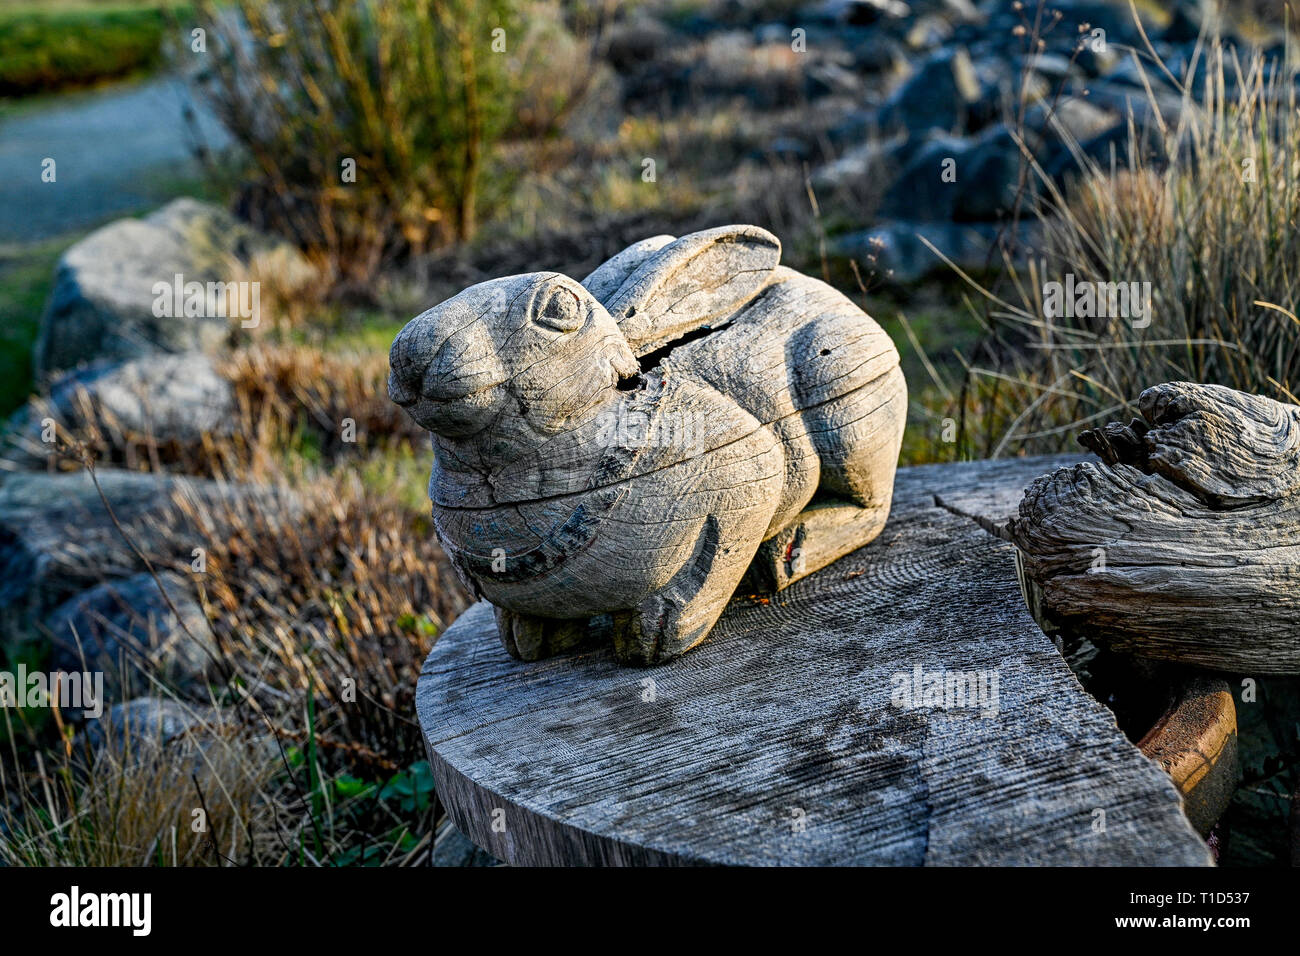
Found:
[536,288,583,333]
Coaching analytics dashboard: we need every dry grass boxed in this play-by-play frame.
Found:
[0,456,469,864]
[926,35,1300,458]
[174,469,467,772]
[5,342,425,480]
[1,698,282,867]
[0,326,471,863]
[217,344,427,476]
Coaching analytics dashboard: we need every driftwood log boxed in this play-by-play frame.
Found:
[1008,382,1300,675]
[390,225,906,665]
[419,455,1213,866]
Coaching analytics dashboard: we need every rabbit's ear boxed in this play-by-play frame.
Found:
[603,225,781,354]
[582,235,676,304]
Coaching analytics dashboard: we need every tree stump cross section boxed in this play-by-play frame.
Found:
[419,455,1212,866]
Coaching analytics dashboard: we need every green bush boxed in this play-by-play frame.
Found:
[0,5,180,96]
[195,0,592,286]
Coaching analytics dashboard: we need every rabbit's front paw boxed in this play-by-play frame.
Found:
[610,595,711,666]
[610,600,669,667]
[493,608,594,661]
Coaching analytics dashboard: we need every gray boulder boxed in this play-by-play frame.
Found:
[433,818,502,867]
[877,132,970,221]
[812,134,908,193]
[1020,52,1081,85]
[836,218,1036,284]
[812,0,911,26]
[848,32,909,74]
[1024,96,1123,174]
[952,125,1033,222]
[33,198,315,377]
[1047,0,1156,51]
[3,353,235,467]
[44,571,216,694]
[47,353,234,440]
[0,469,296,643]
[1045,116,1170,184]
[82,696,216,753]
[877,47,982,133]
[1023,95,1121,146]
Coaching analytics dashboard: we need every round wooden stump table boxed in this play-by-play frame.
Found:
[418,455,1214,866]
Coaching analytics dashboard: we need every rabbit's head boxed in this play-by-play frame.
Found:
[389,272,639,439]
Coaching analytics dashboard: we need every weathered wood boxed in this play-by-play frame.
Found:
[1008,382,1300,675]
[741,494,890,592]
[1136,679,1237,836]
[390,225,907,665]
[601,225,782,354]
[419,455,1213,866]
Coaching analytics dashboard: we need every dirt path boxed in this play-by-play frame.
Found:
[0,76,229,242]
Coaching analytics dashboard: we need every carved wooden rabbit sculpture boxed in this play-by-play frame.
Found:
[389,225,907,665]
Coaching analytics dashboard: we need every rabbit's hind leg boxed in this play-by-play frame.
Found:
[804,364,907,511]
[609,416,785,664]
[610,506,771,666]
[609,515,726,665]
[743,366,907,591]
[744,493,890,592]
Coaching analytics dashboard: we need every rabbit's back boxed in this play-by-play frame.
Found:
[662,267,901,428]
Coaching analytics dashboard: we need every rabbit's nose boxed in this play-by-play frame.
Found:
[388,368,416,407]
[388,320,431,406]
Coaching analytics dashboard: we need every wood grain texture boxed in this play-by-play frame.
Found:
[419,454,1213,866]
[1136,679,1237,837]
[601,225,782,354]
[1008,382,1300,675]
[390,225,906,665]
